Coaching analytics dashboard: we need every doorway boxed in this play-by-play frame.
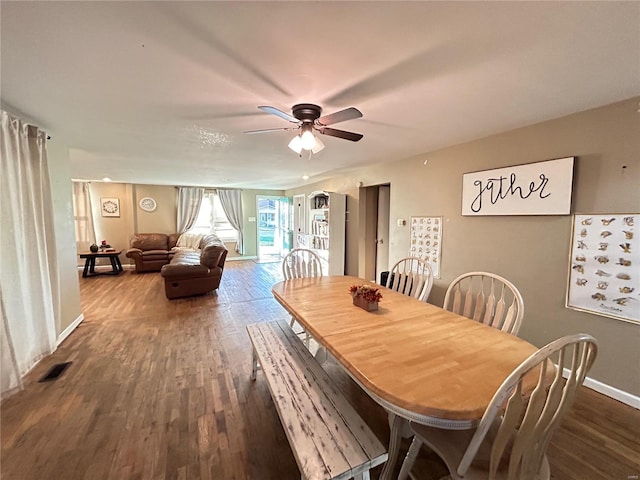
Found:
[359,184,390,282]
[256,195,291,262]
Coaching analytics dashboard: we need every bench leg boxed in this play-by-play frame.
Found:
[353,471,371,480]
[251,347,258,381]
[314,346,327,364]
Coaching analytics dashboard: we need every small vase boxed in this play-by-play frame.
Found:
[353,296,378,312]
[89,244,99,253]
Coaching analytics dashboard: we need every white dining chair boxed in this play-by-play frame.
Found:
[398,333,598,480]
[281,249,323,347]
[384,257,434,302]
[443,271,524,335]
[282,248,323,280]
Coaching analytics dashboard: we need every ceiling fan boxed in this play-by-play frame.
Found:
[245,103,363,154]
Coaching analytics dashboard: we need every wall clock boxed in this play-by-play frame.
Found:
[139,197,157,212]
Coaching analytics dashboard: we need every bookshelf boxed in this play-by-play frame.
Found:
[305,191,346,275]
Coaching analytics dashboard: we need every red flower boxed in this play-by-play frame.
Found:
[348,284,382,303]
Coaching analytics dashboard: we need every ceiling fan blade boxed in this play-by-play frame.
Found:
[258,106,300,123]
[318,127,363,142]
[244,127,297,134]
[317,107,362,126]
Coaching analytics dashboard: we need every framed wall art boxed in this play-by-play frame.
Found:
[409,216,443,278]
[100,197,120,217]
[566,213,638,324]
[462,157,574,216]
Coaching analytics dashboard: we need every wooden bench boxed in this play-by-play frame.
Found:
[247,321,388,480]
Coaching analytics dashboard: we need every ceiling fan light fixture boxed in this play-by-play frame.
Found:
[312,136,325,154]
[288,135,303,154]
[300,127,316,150]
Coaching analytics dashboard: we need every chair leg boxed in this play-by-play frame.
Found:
[398,436,423,480]
[353,471,370,480]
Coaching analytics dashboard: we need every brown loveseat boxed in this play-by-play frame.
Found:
[125,233,180,272]
[160,234,228,299]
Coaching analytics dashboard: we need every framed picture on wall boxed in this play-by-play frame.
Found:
[566,213,639,324]
[409,216,443,278]
[100,197,120,217]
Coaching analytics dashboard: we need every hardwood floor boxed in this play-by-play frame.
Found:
[1,261,638,480]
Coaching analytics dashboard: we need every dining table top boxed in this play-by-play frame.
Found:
[272,275,540,423]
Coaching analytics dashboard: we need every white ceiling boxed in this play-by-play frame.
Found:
[2,1,638,190]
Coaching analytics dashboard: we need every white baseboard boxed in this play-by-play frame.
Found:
[57,313,84,347]
[563,368,640,409]
[226,256,257,261]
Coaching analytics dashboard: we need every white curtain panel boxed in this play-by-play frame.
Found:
[217,189,244,254]
[0,111,58,399]
[177,187,204,233]
[72,182,96,255]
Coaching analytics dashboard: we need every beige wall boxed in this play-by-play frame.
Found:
[87,182,135,266]
[48,142,83,337]
[132,184,176,234]
[287,98,640,395]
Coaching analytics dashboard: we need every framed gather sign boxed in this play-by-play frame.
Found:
[461,157,574,216]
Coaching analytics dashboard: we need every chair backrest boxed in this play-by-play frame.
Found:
[384,257,434,302]
[282,248,323,279]
[443,272,524,335]
[457,333,598,479]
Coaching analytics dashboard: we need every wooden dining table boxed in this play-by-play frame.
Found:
[271,275,541,480]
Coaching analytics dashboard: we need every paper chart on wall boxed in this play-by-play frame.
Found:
[566,214,639,324]
[409,216,442,278]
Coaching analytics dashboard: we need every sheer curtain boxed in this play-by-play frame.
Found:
[217,189,244,254]
[177,187,204,233]
[72,182,96,255]
[1,110,58,399]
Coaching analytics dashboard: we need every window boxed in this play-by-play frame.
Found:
[189,192,237,242]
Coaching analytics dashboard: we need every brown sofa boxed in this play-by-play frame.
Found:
[160,234,228,299]
[125,233,180,273]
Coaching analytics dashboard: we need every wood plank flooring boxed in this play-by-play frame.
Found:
[1,261,639,480]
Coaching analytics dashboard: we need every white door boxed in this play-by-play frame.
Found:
[375,185,390,283]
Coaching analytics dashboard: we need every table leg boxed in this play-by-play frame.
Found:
[89,257,96,274]
[379,413,407,480]
[82,258,91,278]
[110,255,118,273]
[114,255,123,272]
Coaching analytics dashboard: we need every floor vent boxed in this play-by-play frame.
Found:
[38,362,72,382]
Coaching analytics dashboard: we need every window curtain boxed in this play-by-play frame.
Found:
[217,189,244,254]
[72,182,96,255]
[1,111,58,399]
[176,187,204,233]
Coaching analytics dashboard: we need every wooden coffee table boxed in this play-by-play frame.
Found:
[79,250,123,278]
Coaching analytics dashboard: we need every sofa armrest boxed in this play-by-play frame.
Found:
[125,248,143,258]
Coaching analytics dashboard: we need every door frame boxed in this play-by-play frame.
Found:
[256,195,291,259]
[358,183,390,282]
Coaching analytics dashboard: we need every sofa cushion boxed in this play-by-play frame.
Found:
[170,251,202,265]
[141,249,172,256]
[160,263,211,279]
[130,233,169,251]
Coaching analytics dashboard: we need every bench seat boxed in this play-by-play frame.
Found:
[247,321,387,480]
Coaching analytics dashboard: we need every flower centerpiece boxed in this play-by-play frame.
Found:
[349,284,382,312]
